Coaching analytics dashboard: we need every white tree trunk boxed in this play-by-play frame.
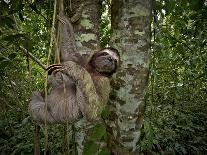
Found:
[108,0,152,153]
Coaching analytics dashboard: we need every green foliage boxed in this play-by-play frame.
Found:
[0,0,51,154]
[83,123,110,155]
[0,0,112,154]
[90,124,106,141]
[141,0,207,154]
[98,148,111,155]
[2,0,207,154]
[100,0,111,48]
[83,141,98,155]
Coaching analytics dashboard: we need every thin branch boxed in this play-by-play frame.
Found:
[29,4,48,22]
[20,46,46,70]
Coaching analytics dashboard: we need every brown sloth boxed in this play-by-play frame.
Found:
[28,47,120,124]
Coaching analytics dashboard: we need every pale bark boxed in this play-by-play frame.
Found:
[70,0,102,154]
[60,0,152,154]
[108,0,152,153]
[72,0,102,55]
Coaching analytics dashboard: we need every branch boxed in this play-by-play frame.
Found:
[20,46,46,70]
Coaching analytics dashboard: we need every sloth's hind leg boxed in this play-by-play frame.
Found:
[29,91,56,123]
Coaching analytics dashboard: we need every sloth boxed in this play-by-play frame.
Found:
[28,47,120,124]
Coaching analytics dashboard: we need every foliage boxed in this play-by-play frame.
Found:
[0,0,50,154]
[141,0,207,154]
[100,0,111,48]
[1,0,207,154]
[0,0,112,154]
[83,124,109,155]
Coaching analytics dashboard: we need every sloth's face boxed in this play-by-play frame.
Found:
[92,48,119,75]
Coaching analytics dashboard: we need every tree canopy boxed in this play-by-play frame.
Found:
[0,0,206,154]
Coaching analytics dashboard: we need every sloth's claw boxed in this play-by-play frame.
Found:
[52,68,65,75]
[46,64,63,75]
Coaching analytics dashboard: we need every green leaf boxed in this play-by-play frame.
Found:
[154,1,163,12]
[19,13,24,22]
[165,0,175,15]
[189,0,204,10]
[90,124,106,141]
[0,1,9,16]
[0,59,10,69]
[8,53,17,59]
[3,34,25,42]
[0,56,8,62]
[23,38,33,52]
[101,105,111,119]
[29,3,41,14]
[83,141,98,155]
[0,17,15,29]
[98,148,111,155]
[29,3,38,12]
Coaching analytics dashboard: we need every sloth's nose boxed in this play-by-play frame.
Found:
[107,57,113,62]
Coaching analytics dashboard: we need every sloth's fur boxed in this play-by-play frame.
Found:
[29,48,120,124]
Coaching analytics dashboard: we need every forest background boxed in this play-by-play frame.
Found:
[0,0,206,154]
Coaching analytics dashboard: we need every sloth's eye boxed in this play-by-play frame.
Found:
[114,59,118,65]
[100,52,108,56]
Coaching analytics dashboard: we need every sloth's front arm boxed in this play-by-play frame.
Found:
[49,61,110,121]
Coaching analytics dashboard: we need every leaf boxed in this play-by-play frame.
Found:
[101,105,111,119]
[0,56,8,62]
[90,124,106,141]
[165,0,175,15]
[0,1,9,15]
[189,0,204,10]
[29,3,38,12]
[23,38,33,52]
[29,3,41,14]
[19,13,24,22]
[8,53,17,59]
[83,141,98,155]
[0,16,15,29]
[98,148,111,155]
[0,60,10,69]
[154,1,163,12]
[3,34,25,42]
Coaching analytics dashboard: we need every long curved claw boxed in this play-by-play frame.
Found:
[57,15,66,24]
[46,64,63,75]
[52,68,65,75]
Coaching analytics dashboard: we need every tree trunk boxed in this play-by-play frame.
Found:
[108,0,152,154]
[69,0,102,154]
[72,0,102,55]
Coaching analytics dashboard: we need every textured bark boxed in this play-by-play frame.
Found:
[72,0,102,55]
[69,0,102,154]
[108,0,152,154]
